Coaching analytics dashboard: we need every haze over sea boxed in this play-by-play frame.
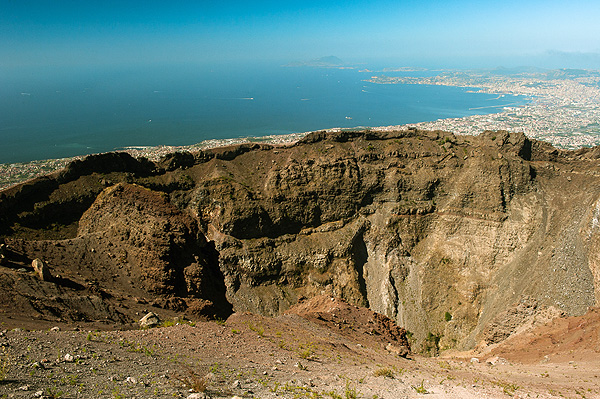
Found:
[0,63,528,164]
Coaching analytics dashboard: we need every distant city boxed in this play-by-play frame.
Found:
[2,67,600,190]
[368,68,600,149]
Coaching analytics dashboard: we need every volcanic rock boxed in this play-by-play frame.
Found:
[2,129,600,353]
[32,258,52,281]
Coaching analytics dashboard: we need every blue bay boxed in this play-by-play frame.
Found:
[0,64,528,164]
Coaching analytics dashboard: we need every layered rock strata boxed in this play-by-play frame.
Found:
[2,129,600,352]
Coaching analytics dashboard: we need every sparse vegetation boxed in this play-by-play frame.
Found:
[438,137,452,146]
[424,332,442,355]
[412,379,428,394]
[494,380,520,396]
[297,343,318,360]
[438,360,452,370]
[247,322,265,337]
[117,338,157,357]
[174,364,208,393]
[45,387,65,398]
[344,382,359,399]
[0,348,9,381]
[160,319,177,328]
[0,308,596,398]
[373,367,394,378]
[112,389,125,399]
[327,390,343,399]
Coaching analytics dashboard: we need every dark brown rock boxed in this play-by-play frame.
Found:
[2,129,600,353]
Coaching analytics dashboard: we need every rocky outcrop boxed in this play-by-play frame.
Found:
[2,183,232,324]
[2,129,600,353]
[0,152,157,238]
[287,295,411,357]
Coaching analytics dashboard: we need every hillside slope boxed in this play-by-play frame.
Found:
[2,129,600,353]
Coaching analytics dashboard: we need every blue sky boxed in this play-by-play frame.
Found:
[2,0,600,69]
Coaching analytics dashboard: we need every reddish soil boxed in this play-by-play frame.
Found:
[488,307,600,364]
[2,296,600,399]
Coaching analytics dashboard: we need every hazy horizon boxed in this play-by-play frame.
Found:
[2,0,600,164]
[1,0,600,71]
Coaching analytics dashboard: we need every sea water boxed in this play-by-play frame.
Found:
[0,63,528,164]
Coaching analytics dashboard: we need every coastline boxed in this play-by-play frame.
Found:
[3,67,600,191]
[365,69,600,149]
[0,131,311,191]
[0,108,595,192]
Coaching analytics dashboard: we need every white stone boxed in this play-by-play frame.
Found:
[32,258,52,281]
[139,312,161,328]
[486,356,508,365]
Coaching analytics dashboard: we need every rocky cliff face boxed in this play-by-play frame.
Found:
[2,129,600,353]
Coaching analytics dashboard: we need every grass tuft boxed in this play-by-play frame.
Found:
[373,367,394,378]
[412,379,428,394]
[174,364,208,393]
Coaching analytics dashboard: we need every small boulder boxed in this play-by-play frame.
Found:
[125,376,138,384]
[486,356,508,366]
[32,258,52,281]
[385,342,410,358]
[139,312,161,328]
